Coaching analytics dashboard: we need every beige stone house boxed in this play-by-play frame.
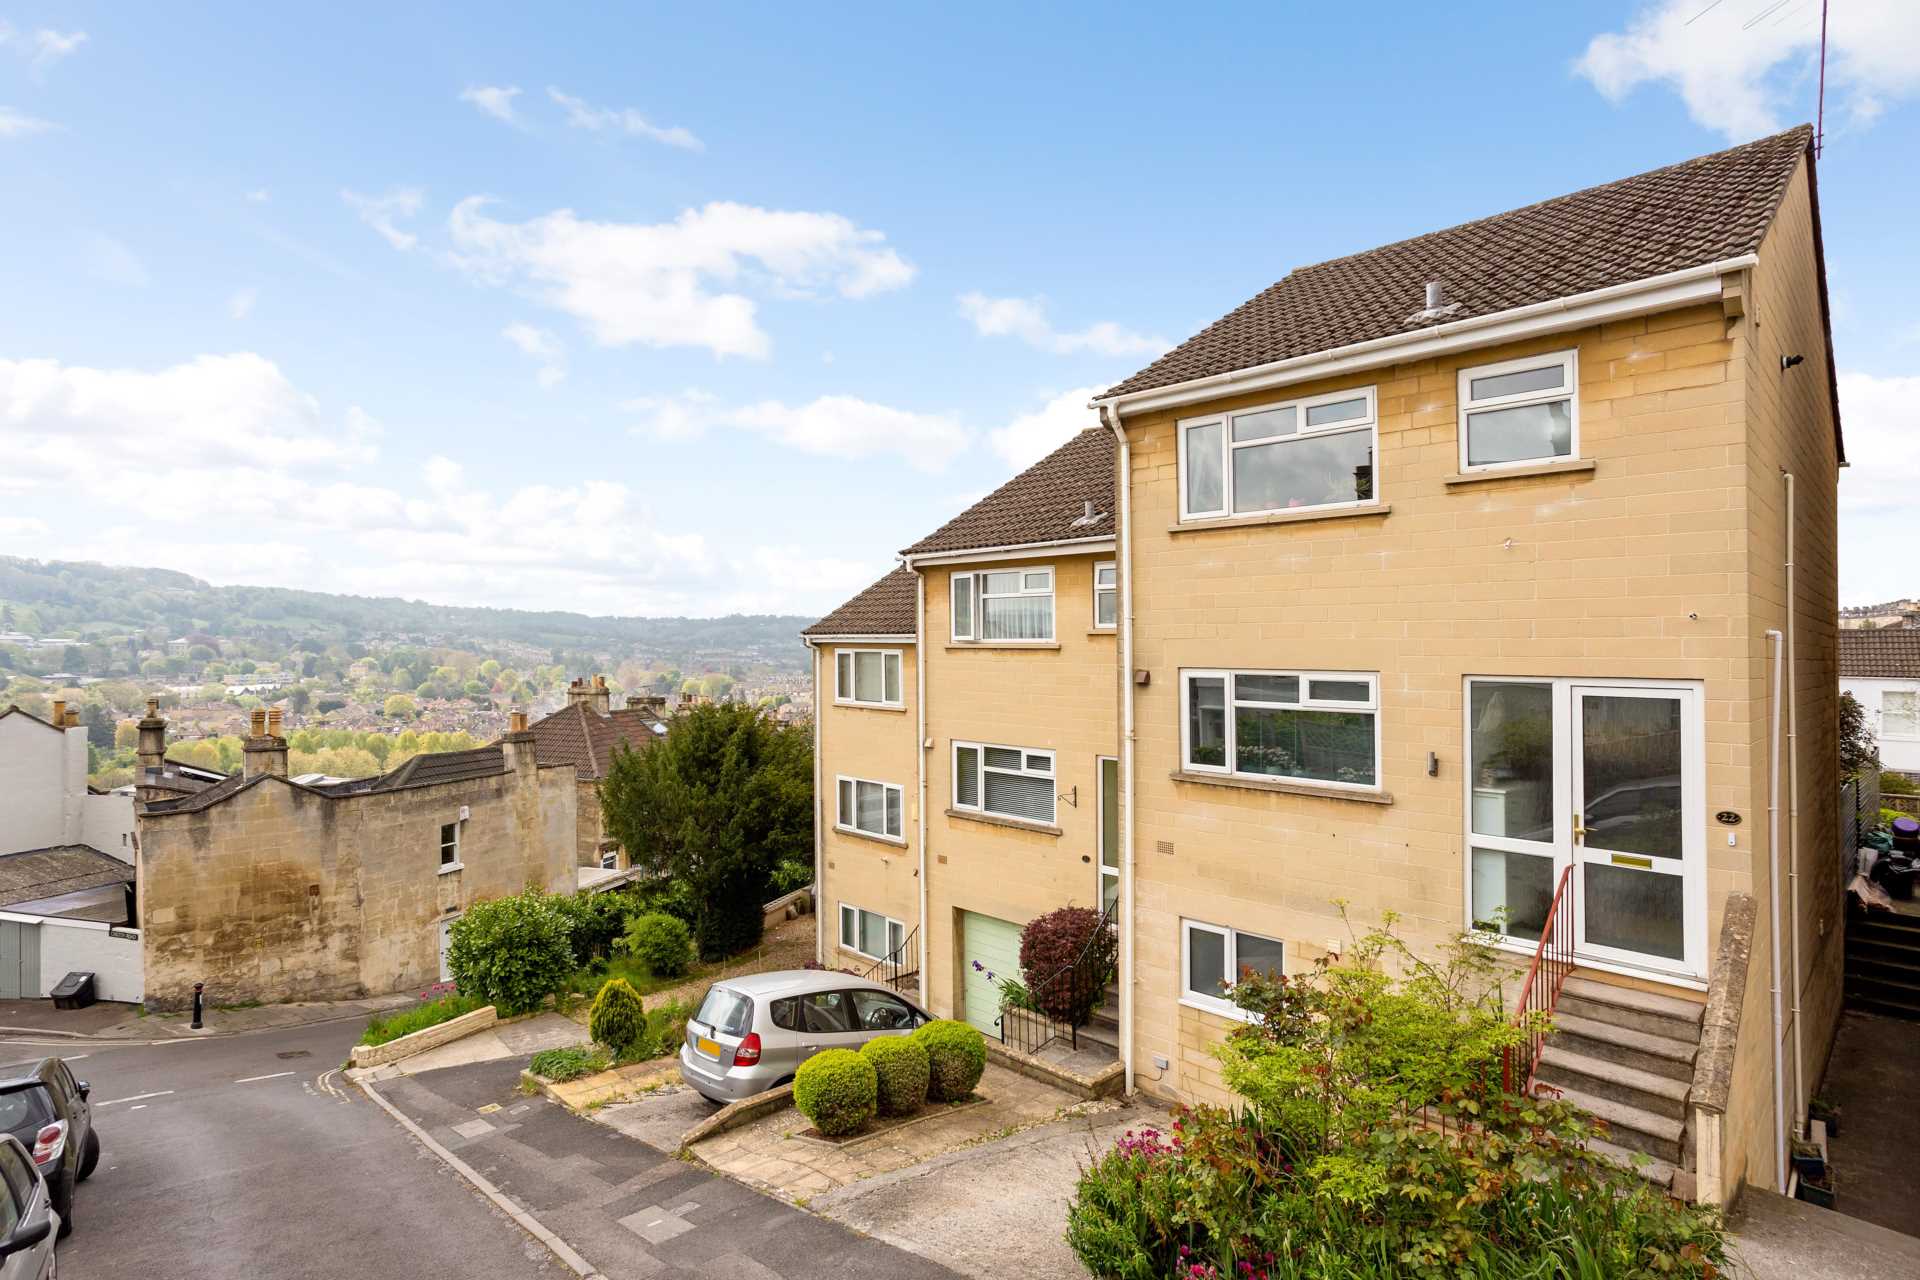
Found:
[808,125,1842,1205]
[523,675,669,871]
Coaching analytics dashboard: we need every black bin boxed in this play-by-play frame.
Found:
[50,972,96,1011]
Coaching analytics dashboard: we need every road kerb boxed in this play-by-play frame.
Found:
[356,1075,607,1280]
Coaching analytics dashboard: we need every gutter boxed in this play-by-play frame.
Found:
[1092,256,1759,418]
[900,534,1115,569]
[1100,402,1137,1095]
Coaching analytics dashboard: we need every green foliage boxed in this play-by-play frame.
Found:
[860,1036,930,1116]
[618,912,693,977]
[529,1046,609,1082]
[1017,906,1118,1025]
[589,978,647,1056]
[599,702,812,961]
[769,858,814,896]
[1840,692,1880,781]
[636,997,693,1061]
[793,1048,877,1136]
[446,890,576,1016]
[1065,909,1726,1280]
[553,890,634,966]
[358,992,484,1047]
[910,1019,986,1101]
[1883,770,1919,796]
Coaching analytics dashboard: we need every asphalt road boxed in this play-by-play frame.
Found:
[8,1018,562,1280]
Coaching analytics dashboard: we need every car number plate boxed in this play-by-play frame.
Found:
[697,1036,722,1057]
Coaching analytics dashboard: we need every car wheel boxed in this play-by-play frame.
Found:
[76,1131,99,1183]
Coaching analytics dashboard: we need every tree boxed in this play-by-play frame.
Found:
[600,702,811,960]
[1840,691,1880,781]
[383,693,417,719]
[284,685,311,714]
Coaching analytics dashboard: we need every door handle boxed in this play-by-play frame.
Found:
[1572,812,1588,842]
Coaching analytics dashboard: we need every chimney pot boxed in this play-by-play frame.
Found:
[1425,280,1447,310]
[51,699,65,725]
[250,708,268,737]
[593,674,606,690]
[267,707,284,736]
[146,697,160,718]
[510,710,528,733]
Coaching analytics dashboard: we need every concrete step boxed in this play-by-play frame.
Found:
[1557,977,1705,1043]
[1075,1017,1121,1052]
[1850,912,1920,942]
[1587,1135,1677,1192]
[1844,978,1920,1020]
[1845,955,1920,987]
[1536,1045,1691,1121]
[1847,934,1920,966]
[1545,1083,1685,1164]
[1549,1012,1698,1083]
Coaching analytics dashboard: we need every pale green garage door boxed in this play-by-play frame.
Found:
[960,910,1023,1036]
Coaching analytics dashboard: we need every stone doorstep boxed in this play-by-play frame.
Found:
[986,1038,1126,1099]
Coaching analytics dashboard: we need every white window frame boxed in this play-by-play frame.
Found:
[1179,668,1381,791]
[437,820,462,873]
[833,647,904,709]
[1177,385,1378,521]
[839,903,907,961]
[1456,349,1579,473]
[1883,688,1920,741]
[950,566,1055,643]
[1093,561,1118,630]
[951,740,1057,825]
[835,774,905,843]
[1180,919,1286,1019]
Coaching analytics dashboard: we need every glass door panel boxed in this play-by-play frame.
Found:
[1098,757,1120,914]
[1467,681,1557,940]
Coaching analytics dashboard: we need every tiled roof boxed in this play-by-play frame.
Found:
[141,772,256,814]
[0,846,133,908]
[0,705,60,733]
[525,702,667,781]
[1840,629,1920,680]
[1101,127,1814,400]
[359,745,508,793]
[901,428,1116,557]
[803,565,919,638]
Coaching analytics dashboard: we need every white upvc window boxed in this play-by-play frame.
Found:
[438,821,461,871]
[839,903,907,961]
[1181,668,1380,789]
[1093,562,1118,630]
[950,567,1054,642]
[952,740,1056,825]
[1885,689,1920,740]
[1178,386,1377,521]
[1457,349,1578,471]
[834,648,903,708]
[1181,919,1286,1017]
[836,775,905,841]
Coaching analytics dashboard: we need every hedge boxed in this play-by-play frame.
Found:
[793,1048,877,1136]
[860,1036,931,1116]
[912,1019,986,1102]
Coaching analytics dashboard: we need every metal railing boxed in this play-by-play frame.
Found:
[860,926,919,993]
[1503,864,1576,1096]
[998,898,1119,1057]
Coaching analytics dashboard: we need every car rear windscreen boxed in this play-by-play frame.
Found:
[694,988,752,1037]
[0,1088,53,1135]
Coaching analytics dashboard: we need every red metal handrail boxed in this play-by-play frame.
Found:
[1503,864,1575,1095]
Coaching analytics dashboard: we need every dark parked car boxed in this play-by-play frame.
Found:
[0,1060,96,1238]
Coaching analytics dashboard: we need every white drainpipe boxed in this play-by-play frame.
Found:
[1784,470,1805,1139]
[808,640,824,964]
[1100,403,1137,1094]
[915,568,930,1009]
[1765,627,1787,1192]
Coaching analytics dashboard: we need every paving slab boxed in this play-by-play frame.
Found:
[1814,1010,1920,1238]
[1730,1186,1920,1279]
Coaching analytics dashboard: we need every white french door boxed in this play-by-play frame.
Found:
[1097,756,1120,915]
[1466,679,1704,980]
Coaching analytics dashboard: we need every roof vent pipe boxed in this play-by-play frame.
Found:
[1425,280,1448,310]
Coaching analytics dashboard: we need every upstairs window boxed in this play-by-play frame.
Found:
[834,649,903,708]
[1182,669,1379,788]
[1458,350,1577,470]
[1093,562,1118,629]
[438,822,460,868]
[951,567,1054,642]
[1180,387,1376,520]
[836,776,905,841]
[953,741,1056,825]
[1885,690,1920,740]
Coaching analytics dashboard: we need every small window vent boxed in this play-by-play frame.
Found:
[1155,839,1175,856]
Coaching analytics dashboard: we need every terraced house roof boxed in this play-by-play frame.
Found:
[802,565,919,638]
[525,702,667,781]
[901,427,1116,557]
[1101,126,1816,400]
[1840,628,1920,680]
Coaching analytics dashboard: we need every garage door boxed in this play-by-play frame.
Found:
[0,921,39,1000]
[959,911,1023,1036]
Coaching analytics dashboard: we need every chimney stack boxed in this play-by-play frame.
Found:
[136,697,168,775]
[501,709,536,776]
[243,705,288,780]
[589,674,611,716]
[50,699,65,726]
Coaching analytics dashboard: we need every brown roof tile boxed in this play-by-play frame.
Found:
[1840,629,1920,680]
[1101,127,1813,400]
[525,702,668,780]
[900,428,1116,557]
[803,565,919,638]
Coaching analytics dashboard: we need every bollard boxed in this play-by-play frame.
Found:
[191,981,204,1030]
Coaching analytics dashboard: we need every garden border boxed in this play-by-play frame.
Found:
[349,1004,497,1068]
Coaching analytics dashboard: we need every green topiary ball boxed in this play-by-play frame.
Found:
[911,1019,986,1102]
[619,912,693,978]
[793,1048,878,1136]
[860,1036,931,1116]
[589,977,646,1056]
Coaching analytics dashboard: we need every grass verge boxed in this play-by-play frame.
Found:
[358,992,485,1047]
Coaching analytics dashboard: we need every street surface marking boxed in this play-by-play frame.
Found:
[234,1071,296,1084]
[97,1090,173,1106]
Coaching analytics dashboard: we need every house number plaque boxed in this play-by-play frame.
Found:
[1715,811,1741,826]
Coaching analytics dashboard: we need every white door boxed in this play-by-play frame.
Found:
[1097,757,1120,915]
[437,918,455,983]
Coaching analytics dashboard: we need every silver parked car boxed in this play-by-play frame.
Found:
[679,970,932,1103]
[0,1135,57,1279]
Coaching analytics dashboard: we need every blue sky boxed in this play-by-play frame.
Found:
[2,2,1916,617]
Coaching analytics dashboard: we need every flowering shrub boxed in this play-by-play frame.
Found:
[1016,906,1117,1025]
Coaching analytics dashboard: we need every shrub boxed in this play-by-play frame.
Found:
[639,997,693,1059]
[589,978,647,1056]
[1017,906,1117,1025]
[529,1046,608,1082]
[911,1019,986,1101]
[358,992,483,1047]
[1883,770,1919,796]
[446,890,576,1016]
[793,1048,877,1136]
[861,1036,930,1116]
[618,912,693,978]
[770,858,814,896]
[552,889,634,966]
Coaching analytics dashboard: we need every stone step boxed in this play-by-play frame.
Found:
[1851,912,1920,943]
[1074,1016,1121,1052]
[1847,934,1920,966]
[1549,1012,1698,1083]
[1557,977,1704,1043]
[1536,1045,1691,1121]
[1845,974,1920,1020]
[1845,955,1920,987]
[1545,1083,1685,1164]
[1587,1135,1677,1192]
[1845,991,1920,1022]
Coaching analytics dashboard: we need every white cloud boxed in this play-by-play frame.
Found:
[30,28,85,73]
[459,84,522,126]
[1838,369,1920,605]
[501,322,566,387]
[1577,0,1920,140]
[227,287,257,320]
[448,198,915,359]
[547,87,702,151]
[958,293,1167,358]
[727,395,968,472]
[624,388,718,441]
[988,387,1102,470]
[83,233,149,287]
[0,107,54,137]
[342,186,425,251]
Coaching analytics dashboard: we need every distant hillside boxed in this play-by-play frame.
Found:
[0,556,814,671]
